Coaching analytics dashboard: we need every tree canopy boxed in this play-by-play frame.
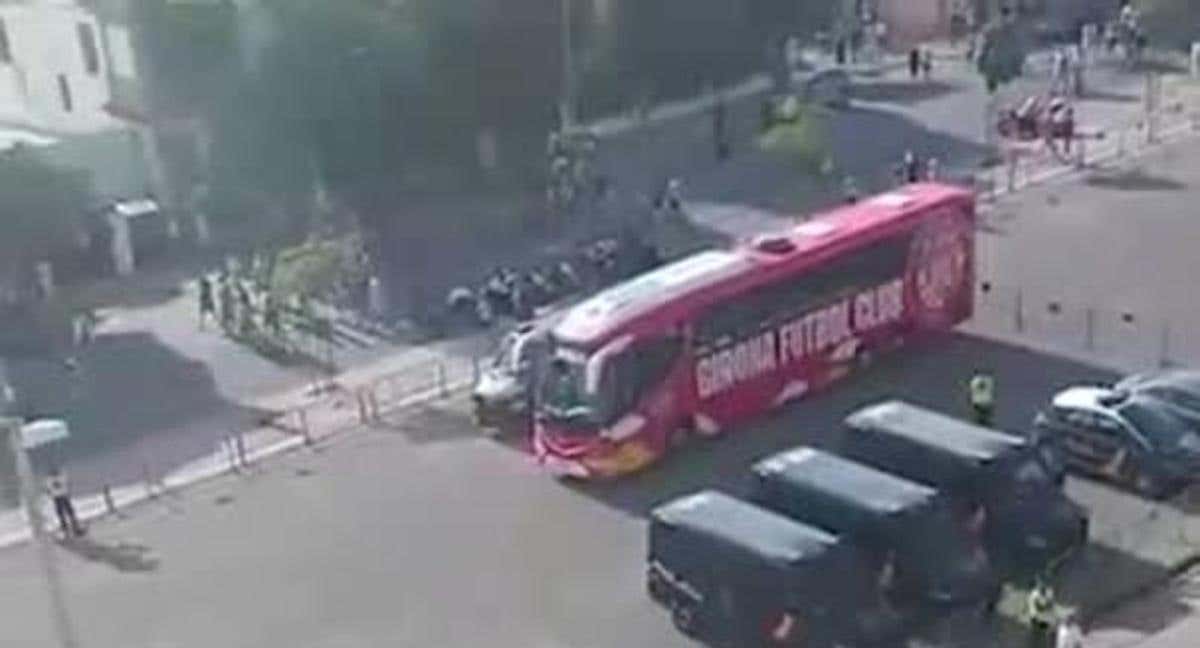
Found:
[0,149,90,282]
[976,15,1028,93]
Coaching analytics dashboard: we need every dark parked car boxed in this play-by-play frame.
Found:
[1115,370,1200,429]
[842,401,1088,574]
[750,447,1000,610]
[648,490,899,647]
[1034,386,1200,498]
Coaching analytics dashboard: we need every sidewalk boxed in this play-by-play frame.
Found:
[1085,566,1200,648]
[0,329,489,549]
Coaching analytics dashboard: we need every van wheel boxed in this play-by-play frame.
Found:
[1134,468,1169,500]
[671,602,700,637]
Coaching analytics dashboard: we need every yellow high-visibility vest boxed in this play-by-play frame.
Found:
[970,374,995,407]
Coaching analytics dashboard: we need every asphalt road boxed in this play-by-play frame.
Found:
[972,134,1200,371]
[0,332,1124,648]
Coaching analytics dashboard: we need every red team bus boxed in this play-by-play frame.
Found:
[533,183,976,478]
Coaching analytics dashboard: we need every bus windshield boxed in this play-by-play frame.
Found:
[538,349,603,430]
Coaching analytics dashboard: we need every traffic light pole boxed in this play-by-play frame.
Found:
[2,418,80,648]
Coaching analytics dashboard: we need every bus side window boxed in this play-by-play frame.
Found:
[598,336,681,423]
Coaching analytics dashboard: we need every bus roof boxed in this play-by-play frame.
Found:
[753,447,937,517]
[651,490,839,567]
[845,401,1027,465]
[553,183,973,347]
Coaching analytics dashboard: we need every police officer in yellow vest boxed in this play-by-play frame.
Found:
[1025,577,1058,648]
[970,371,996,427]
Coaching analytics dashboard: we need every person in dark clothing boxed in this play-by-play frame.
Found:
[236,281,255,336]
[909,47,921,78]
[198,276,215,330]
[46,468,82,538]
[218,275,235,332]
[712,93,730,162]
[902,150,922,183]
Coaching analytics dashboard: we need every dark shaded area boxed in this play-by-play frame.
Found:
[1084,168,1188,191]
[377,401,477,445]
[1061,543,1185,624]
[1087,564,1200,635]
[571,333,1116,519]
[60,536,160,573]
[4,331,273,503]
[850,79,962,105]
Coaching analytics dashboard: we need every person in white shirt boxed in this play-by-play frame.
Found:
[1056,610,1085,648]
[45,468,82,538]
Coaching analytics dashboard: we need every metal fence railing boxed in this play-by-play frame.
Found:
[0,349,485,543]
[974,281,1200,372]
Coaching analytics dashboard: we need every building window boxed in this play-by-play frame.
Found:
[57,74,73,112]
[0,18,11,64]
[77,23,100,75]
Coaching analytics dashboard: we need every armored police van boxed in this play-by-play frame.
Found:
[648,490,899,646]
[750,447,1000,609]
[841,401,1088,573]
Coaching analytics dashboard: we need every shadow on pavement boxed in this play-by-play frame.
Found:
[822,104,992,195]
[5,331,275,503]
[1083,168,1188,191]
[60,535,160,573]
[572,333,1117,519]
[850,79,961,104]
[1061,543,1184,625]
[377,400,478,445]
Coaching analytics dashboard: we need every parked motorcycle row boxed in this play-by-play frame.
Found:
[444,235,659,332]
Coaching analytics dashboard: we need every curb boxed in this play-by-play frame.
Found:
[0,378,474,552]
[977,116,1198,201]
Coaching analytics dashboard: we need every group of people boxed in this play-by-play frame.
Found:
[1050,46,1085,98]
[965,372,1088,648]
[447,259,582,329]
[1106,2,1147,66]
[546,130,607,214]
[908,47,936,81]
[197,265,317,355]
[445,235,660,330]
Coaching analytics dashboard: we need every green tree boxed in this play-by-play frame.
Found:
[208,1,427,232]
[976,13,1028,94]
[1140,0,1200,50]
[0,149,91,290]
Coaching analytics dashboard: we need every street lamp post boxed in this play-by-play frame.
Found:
[2,418,79,648]
[560,0,575,131]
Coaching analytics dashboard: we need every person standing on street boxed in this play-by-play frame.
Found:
[1026,577,1059,648]
[909,47,921,79]
[198,275,215,330]
[45,467,82,538]
[970,370,996,426]
[1056,610,1084,648]
[902,150,921,184]
[922,48,934,80]
[712,93,730,162]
